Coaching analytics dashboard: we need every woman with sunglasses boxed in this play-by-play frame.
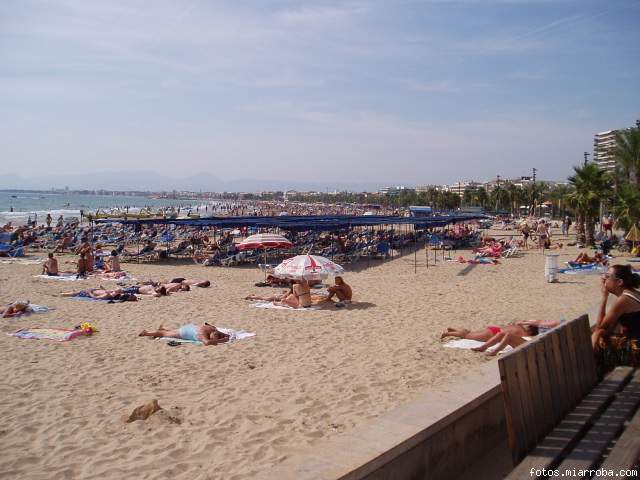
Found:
[592,264,640,366]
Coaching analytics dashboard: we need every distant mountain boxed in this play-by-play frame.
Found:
[0,171,385,193]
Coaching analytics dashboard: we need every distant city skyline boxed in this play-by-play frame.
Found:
[2,1,639,185]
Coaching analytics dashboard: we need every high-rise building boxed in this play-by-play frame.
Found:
[593,120,640,172]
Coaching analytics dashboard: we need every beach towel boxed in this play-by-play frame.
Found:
[443,339,513,354]
[158,328,256,346]
[6,304,54,317]
[34,274,85,281]
[559,264,606,275]
[93,272,136,282]
[69,295,135,303]
[250,301,320,311]
[9,328,84,342]
[1,257,44,265]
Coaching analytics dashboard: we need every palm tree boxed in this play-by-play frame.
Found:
[567,164,613,245]
[474,187,489,209]
[612,127,640,185]
[610,183,640,233]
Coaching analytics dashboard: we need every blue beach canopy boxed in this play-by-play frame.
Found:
[94,214,486,231]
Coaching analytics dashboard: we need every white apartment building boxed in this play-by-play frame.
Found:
[593,120,640,173]
[593,130,619,173]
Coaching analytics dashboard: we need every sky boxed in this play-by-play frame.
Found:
[1,0,639,189]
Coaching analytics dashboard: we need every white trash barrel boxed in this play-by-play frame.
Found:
[544,253,559,283]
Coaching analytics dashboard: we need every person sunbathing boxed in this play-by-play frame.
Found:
[442,320,559,356]
[138,322,229,345]
[168,278,211,288]
[326,276,352,302]
[441,323,537,342]
[60,287,125,300]
[265,275,291,287]
[161,282,191,293]
[121,285,167,297]
[42,252,59,276]
[1,301,31,317]
[574,251,608,265]
[245,288,291,302]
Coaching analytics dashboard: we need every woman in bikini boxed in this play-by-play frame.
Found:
[276,279,312,308]
[441,323,539,343]
[592,264,640,368]
[138,323,229,345]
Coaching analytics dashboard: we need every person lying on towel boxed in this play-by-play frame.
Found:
[138,322,229,345]
[1,301,31,317]
[60,287,138,301]
[441,320,559,356]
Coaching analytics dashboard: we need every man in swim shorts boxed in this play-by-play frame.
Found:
[42,253,59,276]
[326,276,353,303]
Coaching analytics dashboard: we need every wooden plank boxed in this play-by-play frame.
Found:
[535,340,555,436]
[558,326,581,407]
[500,353,529,463]
[567,319,587,398]
[515,349,538,453]
[505,367,633,480]
[573,315,595,396]
[556,370,640,478]
[594,391,640,478]
[544,334,564,427]
[526,344,547,442]
[549,330,571,419]
[575,315,598,390]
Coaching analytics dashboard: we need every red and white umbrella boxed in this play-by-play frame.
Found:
[238,233,293,251]
[274,255,344,280]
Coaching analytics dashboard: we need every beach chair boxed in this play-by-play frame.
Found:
[500,315,640,479]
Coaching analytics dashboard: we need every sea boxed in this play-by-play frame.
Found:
[0,191,211,226]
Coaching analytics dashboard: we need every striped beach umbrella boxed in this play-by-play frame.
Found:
[238,233,293,251]
[274,255,344,280]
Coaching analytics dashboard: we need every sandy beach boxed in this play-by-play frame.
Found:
[0,235,607,479]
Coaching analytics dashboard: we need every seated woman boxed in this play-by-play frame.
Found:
[1,301,32,318]
[103,250,121,273]
[275,279,312,308]
[591,264,640,368]
[138,322,229,345]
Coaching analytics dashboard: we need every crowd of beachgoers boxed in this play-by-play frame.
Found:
[1,202,639,479]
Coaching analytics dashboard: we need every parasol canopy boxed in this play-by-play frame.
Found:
[273,255,344,280]
[626,224,640,243]
[238,233,293,251]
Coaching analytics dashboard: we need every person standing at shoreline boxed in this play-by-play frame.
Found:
[520,222,530,250]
